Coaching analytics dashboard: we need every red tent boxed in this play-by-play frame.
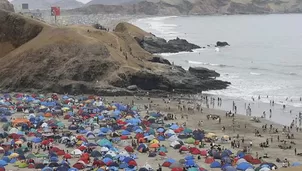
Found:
[41,140,49,145]
[159,152,166,156]
[51,147,61,152]
[56,150,65,156]
[81,153,89,159]
[200,150,208,156]
[93,160,105,167]
[124,146,134,153]
[64,115,71,119]
[162,161,172,167]
[190,148,201,155]
[128,160,137,166]
[64,153,72,159]
[180,146,189,151]
[171,168,183,171]
[78,146,87,151]
[135,133,144,139]
[205,157,215,164]
[120,135,128,140]
[28,163,35,168]
[250,158,261,164]
[73,163,85,169]
[244,154,254,162]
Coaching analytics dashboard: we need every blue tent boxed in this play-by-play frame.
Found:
[223,166,236,171]
[237,152,245,158]
[292,162,301,167]
[103,157,113,164]
[210,161,221,168]
[119,163,128,169]
[158,135,165,141]
[170,124,179,130]
[0,160,7,166]
[121,130,131,136]
[135,129,143,133]
[185,159,195,167]
[137,144,148,152]
[100,127,110,133]
[1,157,9,163]
[42,167,53,171]
[50,156,59,162]
[236,162,253,171]
[31,137,42,143]
[185,155,194,160]
[165,158,176,164]
[157,127,165,133]
[68,168,79,171]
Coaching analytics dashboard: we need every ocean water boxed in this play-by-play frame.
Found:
[132,14,302,125]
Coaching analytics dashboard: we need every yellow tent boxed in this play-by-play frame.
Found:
[150,139,159,144]
[9,153,19,158]
[206,133,216,138]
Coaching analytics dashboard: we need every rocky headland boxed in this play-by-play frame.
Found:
[0,6,229,95]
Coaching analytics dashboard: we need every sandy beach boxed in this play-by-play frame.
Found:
[1,94,302,171]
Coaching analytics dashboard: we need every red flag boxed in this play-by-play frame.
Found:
[51,7,60,16]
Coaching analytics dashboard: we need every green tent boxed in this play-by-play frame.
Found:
[18,162,28,168]
[185,137,195,144]
[131,106,138,111]
[183,128,193,134]
[26,153,36,159]
[97,139,112,147]
[35,153,48,158]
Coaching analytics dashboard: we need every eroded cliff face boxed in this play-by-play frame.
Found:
[0,0,14,12]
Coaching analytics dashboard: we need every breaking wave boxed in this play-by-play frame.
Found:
[185,60,232,68]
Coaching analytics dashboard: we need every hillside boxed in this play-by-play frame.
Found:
[11,0,83,10]
[0,9,229,94]
[86,0,142,6]
[0,0,14,11]
[66,0,302,15]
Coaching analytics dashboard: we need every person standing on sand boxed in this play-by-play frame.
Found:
[295,148,297,155]
[269,109,272,118]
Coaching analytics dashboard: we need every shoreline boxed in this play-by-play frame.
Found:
[104,95,302,170]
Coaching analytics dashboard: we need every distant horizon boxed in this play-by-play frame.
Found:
[8,0,92,4]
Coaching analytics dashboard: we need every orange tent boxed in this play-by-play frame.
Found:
[44,113,52,117]
[149,143,160,148]
[12,119,30,126]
